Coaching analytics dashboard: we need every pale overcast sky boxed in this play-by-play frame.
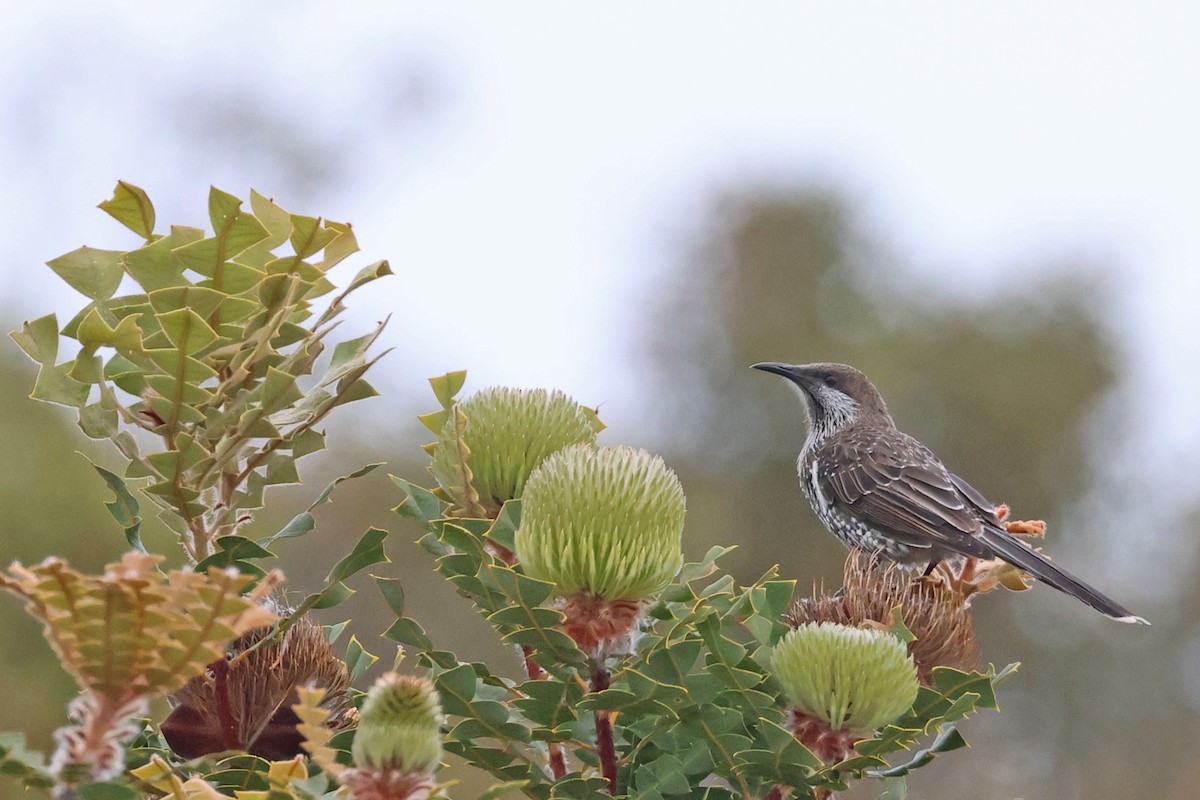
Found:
[2,2,1197,453]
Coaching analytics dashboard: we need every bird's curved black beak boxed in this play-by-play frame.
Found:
[751,362,817,390]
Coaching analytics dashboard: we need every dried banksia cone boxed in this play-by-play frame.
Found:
[162,612,353,760]
[429,387,600,518]
[771,623,919,762]
[785,551,979,683]
[344,673,443,800]
[515,445,685,659]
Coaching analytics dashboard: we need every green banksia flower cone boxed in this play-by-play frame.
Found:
[431,387,599,516]
[771,622,919,735]
[515,444,685,600]
[352,673,443,774]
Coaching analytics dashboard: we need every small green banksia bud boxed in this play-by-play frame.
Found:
[431,387,599,517]
[771,622,919,735]
[352,673,443,774]
[515,444,685,601]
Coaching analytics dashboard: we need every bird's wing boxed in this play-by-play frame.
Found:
[815,427,994,557]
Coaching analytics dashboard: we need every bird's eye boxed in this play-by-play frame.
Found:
[823,375,839,388]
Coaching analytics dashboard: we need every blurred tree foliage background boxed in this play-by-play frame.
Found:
[1,182,1194,799]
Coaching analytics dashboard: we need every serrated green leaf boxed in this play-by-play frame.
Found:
[485,500,521,554]
[90,462,144,552]
[75,782,140,800]
[31,361,90,407]
[122,234,188,291]
[194,536,275,571]
[428,370,467,409]
[75,309,142,353]
[316,220,358,270]
[78,401,119,439]
[10,314,59,365]
[390,475,444,523]
[326,527,388,584]
[0,731,53,790]
[434,663,478,717]
[871,726,967,779]
[374,576,407,617]
[289,215,340,258]
[878,776,909,800]
[98,180,156,238]
[344,635,378,681]
[260,464,383,547]
[382,615,433,650]
[144,349,218,381]
[304,581,355,611]
[147,285,228,318]
[210,186,271,258]
[156,308,218,354]
[475,781,530,800]
[292,427,326,458]
[678,545,736,584]
[269,511,315,541]
[513,679,582,728]
[259,367,304,414]
[47,247,124,301]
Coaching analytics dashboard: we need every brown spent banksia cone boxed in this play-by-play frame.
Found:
[162,611,354,760]
[787,550,979,684]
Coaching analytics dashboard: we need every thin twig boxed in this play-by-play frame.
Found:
[591,664,618,794]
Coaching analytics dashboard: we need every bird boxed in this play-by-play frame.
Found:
[752,361,1147,624]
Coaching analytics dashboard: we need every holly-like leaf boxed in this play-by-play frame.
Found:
[47,247,125,301]
[90,462,144,552]
[98,180,156,239]
[344,636,378,681]
[391,475,444,523]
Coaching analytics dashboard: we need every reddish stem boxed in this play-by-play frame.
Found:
[591,665,618,794]
[764,787,786,800]
[521,644,568,780]
[211,659,241,750]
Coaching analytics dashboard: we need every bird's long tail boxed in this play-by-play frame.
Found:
[976,527,1148,624]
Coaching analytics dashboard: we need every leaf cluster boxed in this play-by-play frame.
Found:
[11,182,391,563]
[392,461,1013,799]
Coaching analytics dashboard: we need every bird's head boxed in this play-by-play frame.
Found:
[751,361,894,438]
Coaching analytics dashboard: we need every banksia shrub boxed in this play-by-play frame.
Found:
[771,622,919,761]
[428,387,600,518]
[516,444,685,659]
[344,673,443,800]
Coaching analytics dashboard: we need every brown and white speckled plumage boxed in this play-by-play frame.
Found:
[753,361,1146,624]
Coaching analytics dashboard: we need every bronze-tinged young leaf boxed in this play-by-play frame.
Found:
[0,553,282,701]
[294,686,345,779]
[98,180,156,239]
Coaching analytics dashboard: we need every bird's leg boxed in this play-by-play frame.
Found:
[922,560,940,578]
